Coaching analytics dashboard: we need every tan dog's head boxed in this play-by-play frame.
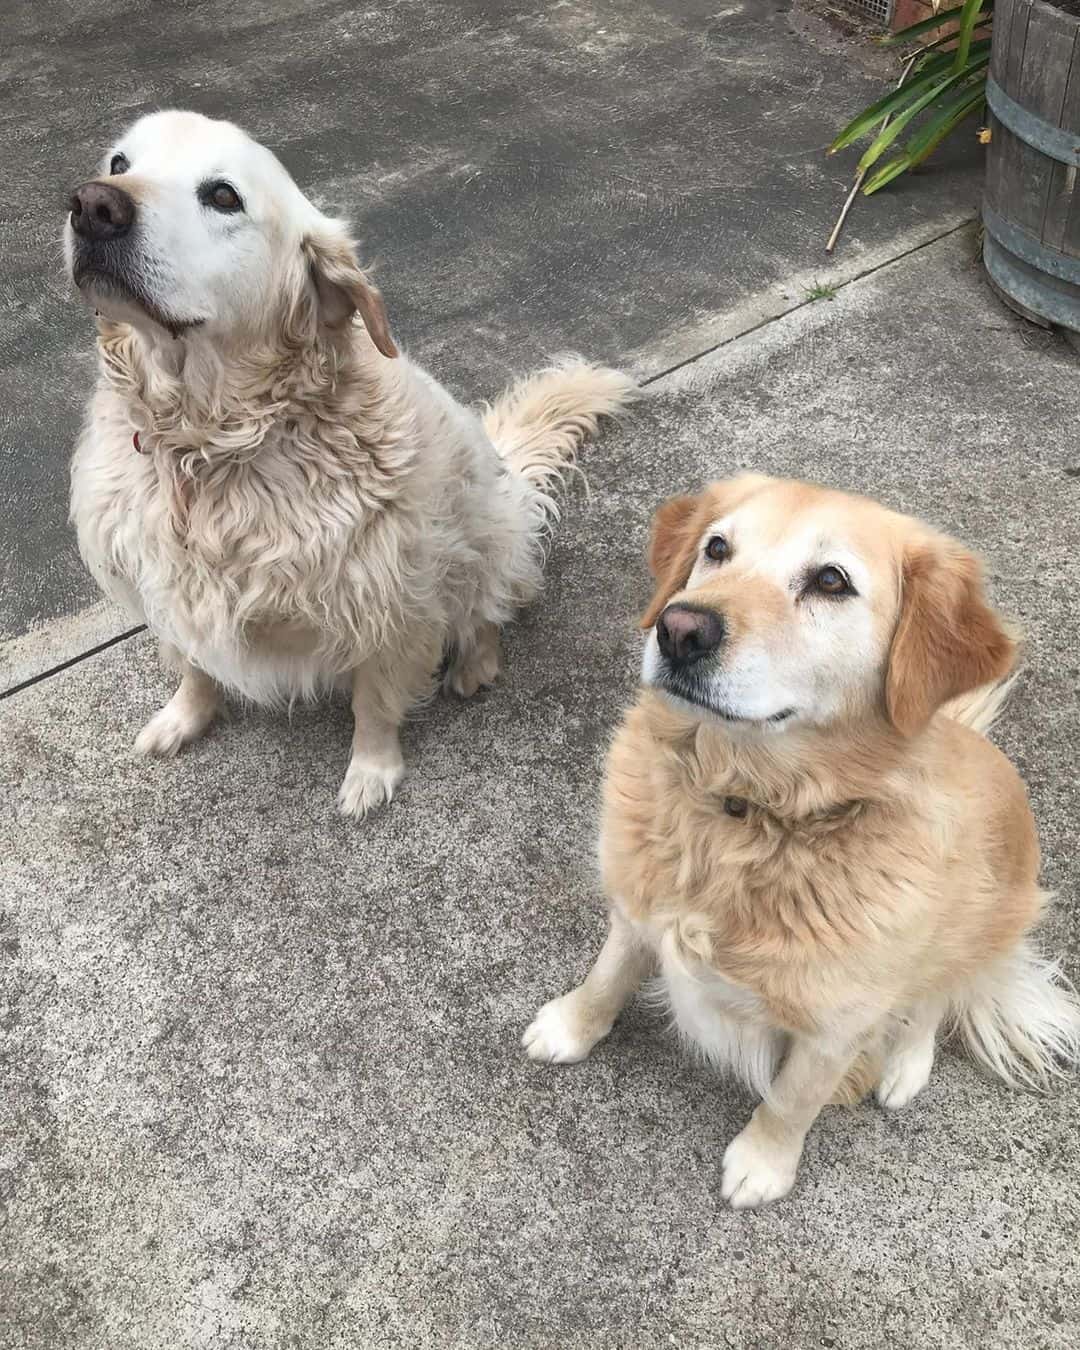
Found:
[640,475,1015,737]
[64,109,396,356]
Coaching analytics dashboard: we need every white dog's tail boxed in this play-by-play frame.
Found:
[482,357,638,517]
[950,938,1080,1090]
[941,674,1018,738]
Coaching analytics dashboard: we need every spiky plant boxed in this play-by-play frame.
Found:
[830,0,992,194]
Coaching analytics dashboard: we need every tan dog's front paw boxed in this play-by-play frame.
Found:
[522,993,610,1064]
[877,1039,935,1110]
[337,754,404,819]
[721,1122,802,1209]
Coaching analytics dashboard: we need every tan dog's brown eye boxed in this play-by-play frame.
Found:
[814,565,852,596]
[200,180,244,213]
[704,535,729,563]
[109,153,129,175]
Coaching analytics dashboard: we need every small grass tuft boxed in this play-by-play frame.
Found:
[805,281,838,303]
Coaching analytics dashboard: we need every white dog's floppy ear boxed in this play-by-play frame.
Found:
[885,538,1016,736]
[302,224,398,358]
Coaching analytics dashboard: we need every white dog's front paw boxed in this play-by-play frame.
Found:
[877,1039,935,1110]
[337,754,405,819]
[721,1123,801,1209]
[522,993,608,1064]
[134,702,211,758]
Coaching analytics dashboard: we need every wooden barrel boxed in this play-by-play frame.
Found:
[983,0,1080,335]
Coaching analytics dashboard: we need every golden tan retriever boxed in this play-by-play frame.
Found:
[525,474,1079,1207]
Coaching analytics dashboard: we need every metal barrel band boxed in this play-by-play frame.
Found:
[983,205,1080,286]
[986,77,1080,168]
[983,234,1080,332]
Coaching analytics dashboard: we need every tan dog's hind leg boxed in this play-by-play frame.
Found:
[722,1030,868,1209]
[523,909,653,1063]
[135,656,221,757]
[877,998,944,1110]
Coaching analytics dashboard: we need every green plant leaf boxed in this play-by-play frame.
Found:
[953,0,986,73]
[832,45,989,157]
[904,86,987,166]
[878,5,991,47]
[855,63,983,173]
[863,85,986,194]
[913,36,990,75]
[828,59,980,152]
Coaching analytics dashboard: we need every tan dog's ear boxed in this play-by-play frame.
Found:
[302,225,398,357]
[640,494,705,630]
[886,539,1016,735]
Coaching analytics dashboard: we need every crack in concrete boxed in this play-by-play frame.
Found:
[639,216,977,388]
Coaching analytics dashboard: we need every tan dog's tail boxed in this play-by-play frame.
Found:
[482,356,638,519]
[951,937,1080,1090]
[941,673,1017,737]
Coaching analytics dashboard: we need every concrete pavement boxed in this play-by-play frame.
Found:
[4,1,1079,1346]
[3,223,1079,1347]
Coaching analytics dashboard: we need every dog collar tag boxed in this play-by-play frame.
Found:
[724,796,748,819]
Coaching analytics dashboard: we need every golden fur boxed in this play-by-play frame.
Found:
[525,475,1079,1207]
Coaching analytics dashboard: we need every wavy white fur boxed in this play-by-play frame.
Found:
[67,110,636,815]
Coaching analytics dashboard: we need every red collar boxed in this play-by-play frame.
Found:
[133,431,145,454]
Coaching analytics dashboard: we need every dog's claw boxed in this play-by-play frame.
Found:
[445,625,502,699]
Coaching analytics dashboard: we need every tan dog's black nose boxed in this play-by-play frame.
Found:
[70,182,135,241]
[656,604,725,667]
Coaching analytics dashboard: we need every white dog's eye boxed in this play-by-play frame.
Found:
[109,153,130,175]
[199,180,244,214]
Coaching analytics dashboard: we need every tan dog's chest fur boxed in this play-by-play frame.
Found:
[601,694,1039,1038]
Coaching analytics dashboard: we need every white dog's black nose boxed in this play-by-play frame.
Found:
[656,604,725,666]
[69,182,135,241]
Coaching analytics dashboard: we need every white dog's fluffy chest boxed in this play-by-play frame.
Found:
[70,385,432,703]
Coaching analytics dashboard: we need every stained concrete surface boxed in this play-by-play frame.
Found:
[3,231,1079,1349]
[0,0,983,655]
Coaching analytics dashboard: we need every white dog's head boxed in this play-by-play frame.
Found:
[64,109,396,356]
[639,474,1015,738]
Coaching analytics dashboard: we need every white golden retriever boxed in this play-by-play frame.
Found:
[66,110,635,817]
